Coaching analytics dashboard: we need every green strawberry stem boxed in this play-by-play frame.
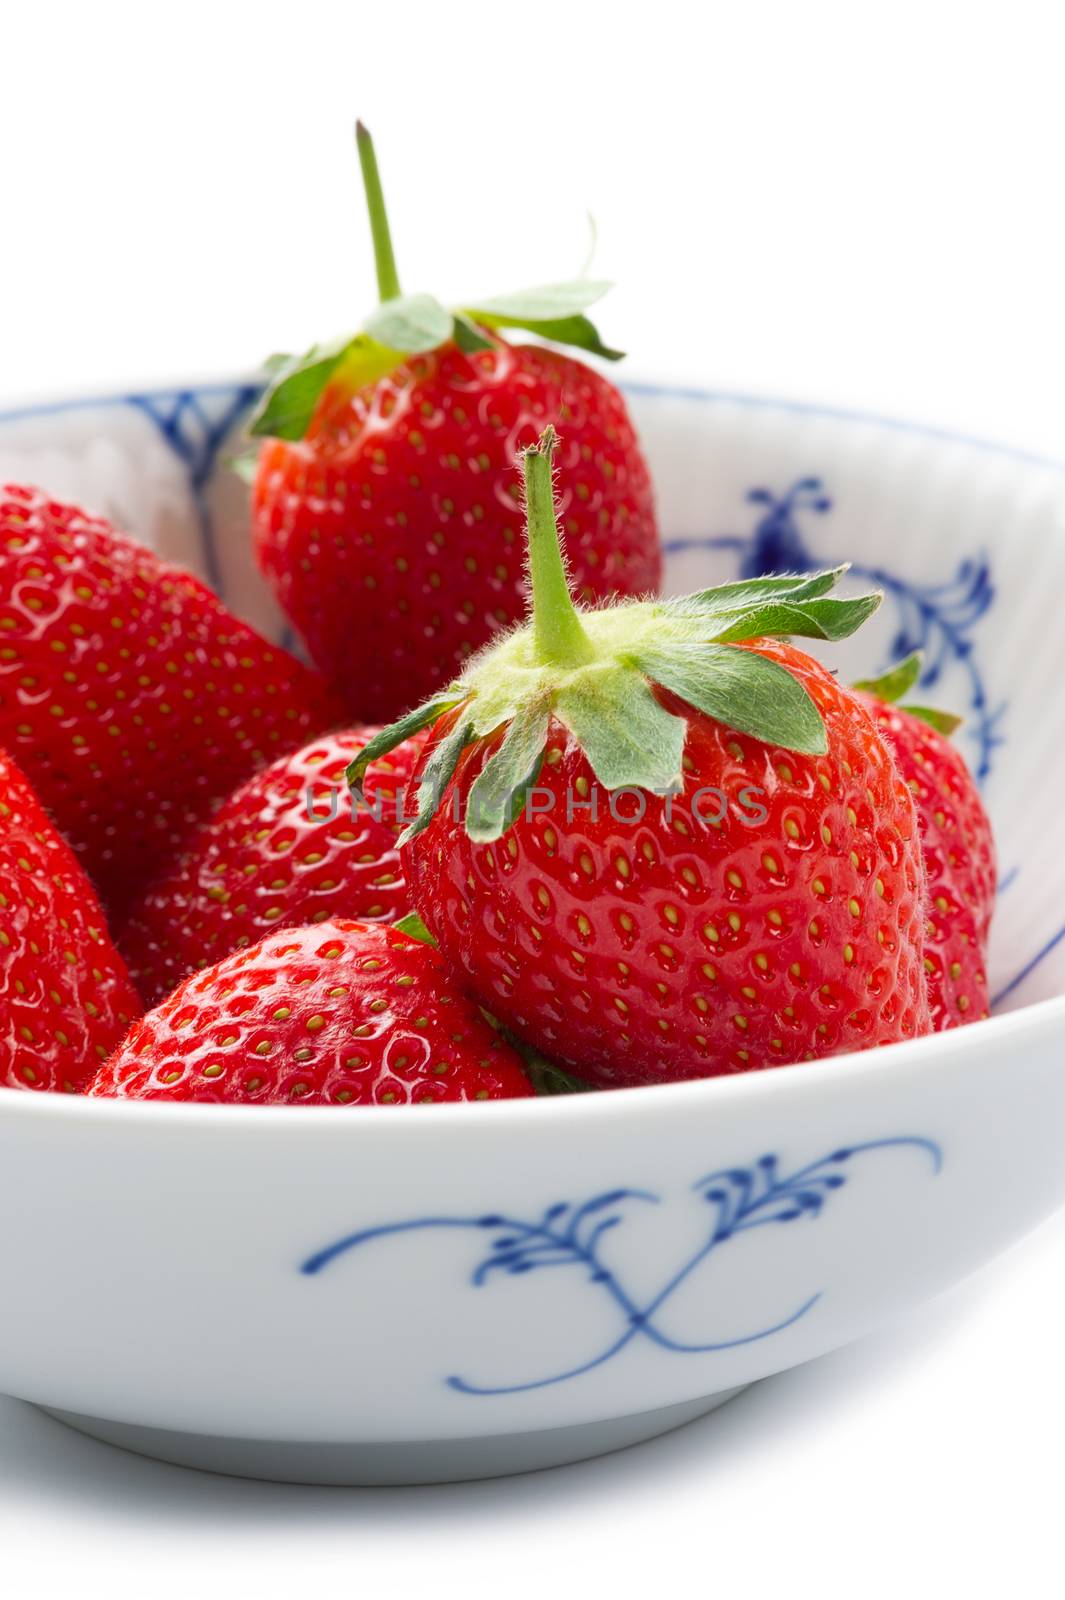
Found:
[524,428,596,669]
[250,132,627,440]
[356,120,401,303]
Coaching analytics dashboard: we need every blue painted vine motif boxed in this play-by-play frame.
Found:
[664,478,1002,780]
[303,1136,942,1396]
[128,385,262,598]
[126,386,260,495]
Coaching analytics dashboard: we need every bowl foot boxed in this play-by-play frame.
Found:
[38,1386,750,1486]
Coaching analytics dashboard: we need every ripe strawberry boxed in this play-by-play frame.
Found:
[0,748,141,1092]
[121,726,424,1008]
[354,429,932,1088]
[249,123,660,725]
[0,485,339,919]
[89,920,533,1104]
[854,655,995,1028]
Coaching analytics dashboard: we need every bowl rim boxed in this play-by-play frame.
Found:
[2,375,1061,1133]
[0,991,1061,1132]
[2,370,1065,476]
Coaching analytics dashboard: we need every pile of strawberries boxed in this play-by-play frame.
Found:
[0,129,995,1107]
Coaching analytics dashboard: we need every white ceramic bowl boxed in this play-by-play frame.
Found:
[2,378,1064,1486]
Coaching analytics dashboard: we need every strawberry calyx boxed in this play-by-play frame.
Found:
[248,123,622,444]
[853,652,963,735]
[347,427,884,845]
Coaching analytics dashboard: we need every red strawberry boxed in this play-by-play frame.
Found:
[1,748,141,1092]
[0,485,339,919]
[249,123,660,725]
[121,726,424,1007]
[89,920,533,1105]
[355,429,932,1088]
[854,656,995,1028]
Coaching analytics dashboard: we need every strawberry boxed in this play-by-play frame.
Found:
[121,726,424,1008]
[89,920,533,1104]
[854,655,995,1029]
[249,123,660,725]
[0,485,339,919]
[354,429,932,1088]
[0,748,141,1092]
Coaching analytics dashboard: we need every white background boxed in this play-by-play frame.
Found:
[3,1,1064,1595]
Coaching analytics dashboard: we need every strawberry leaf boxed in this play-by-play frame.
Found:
[640,642,828,756]
[556,667,687,793]
[668,567,850,615]
[467,280,613,321]
[346,695,463,794]
[399,716,475,846]
[465,283,623,361]
[466,702,550,843]
[474,312,623,361]
[899,703,963,736]
[394,912,437,946]
[364,293,454,355]
[249,335,400,440]
[518,1048,593,1096]
[248,345,351,440]
[664,569,881,645]
[453,313,495,353]
[853,651,924,704]
[704,593,882,645]
[852,652,962,736]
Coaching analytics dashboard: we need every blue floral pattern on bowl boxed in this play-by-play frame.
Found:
[303,1137,942,1396]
